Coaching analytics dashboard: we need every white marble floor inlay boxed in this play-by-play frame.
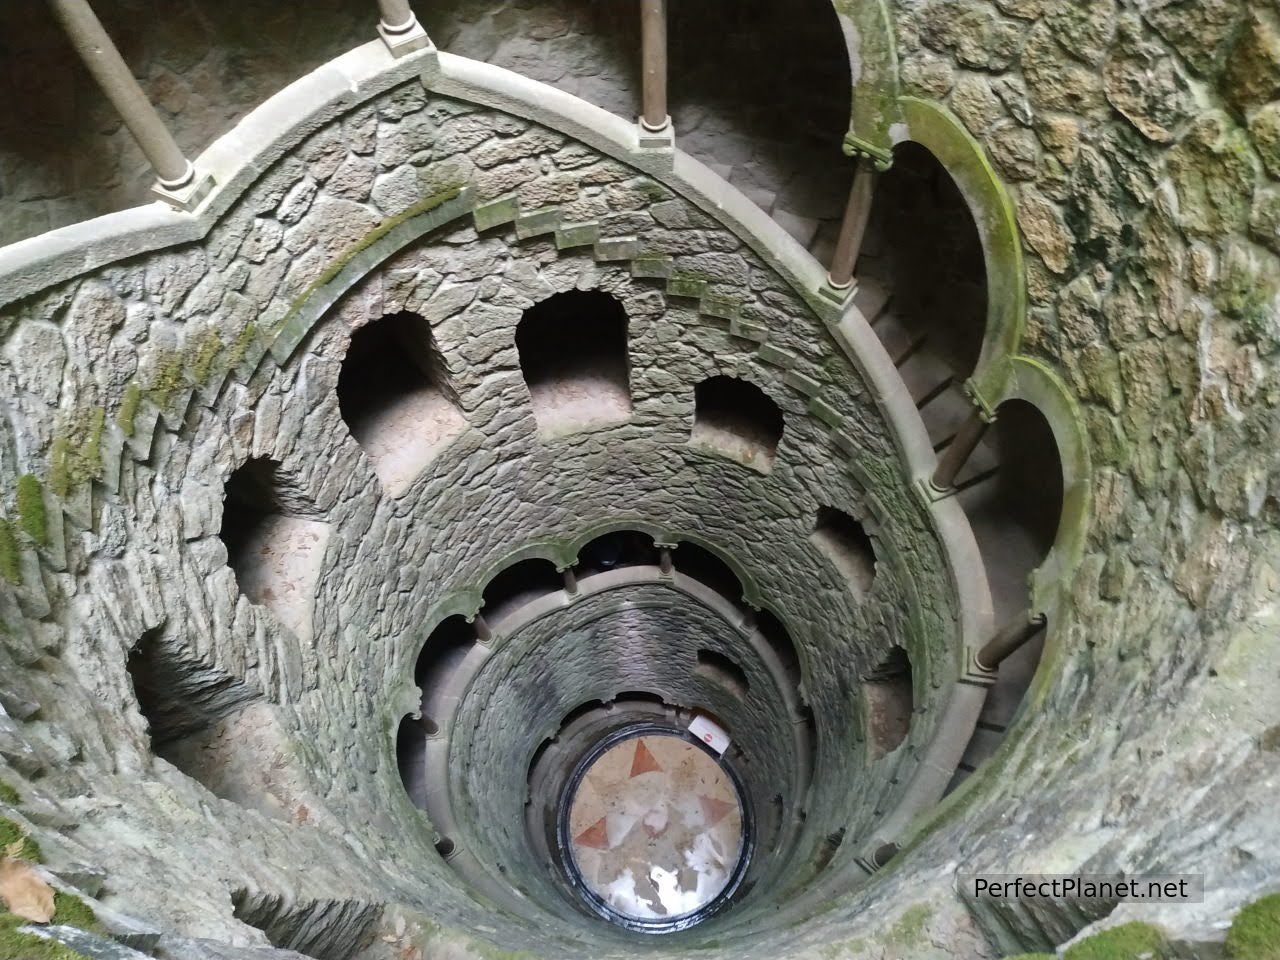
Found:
[568,734,743,921]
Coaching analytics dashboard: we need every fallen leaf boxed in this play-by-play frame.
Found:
[0,856,55,922]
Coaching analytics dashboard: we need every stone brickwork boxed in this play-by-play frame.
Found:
[0,73,973,958]
[0,1,1276,958]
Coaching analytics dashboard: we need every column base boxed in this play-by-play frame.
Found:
[637,116,674,150]
[918,476,956,503]
[151,170,215,212]
[959,650,999,687]
[378,16,434,58]
[817,278,856,307]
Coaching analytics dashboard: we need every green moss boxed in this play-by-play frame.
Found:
[15,475,46,546]
[146,349,188,410]
[886,904,931,948]
[0,520,20,585]
[190,328,224,384]
[48,410,107,498]
[1002,955,1056,959]
[226,322,259,371]
[1063,922,1169,960]
[46,435,71,499]
[0,783,18,806]
[274,185,465,337]
[116,382,142,438]
[0,816,41,862]
[49,894,100,935]
[0,912,92,960]
[1227,892,1280,959]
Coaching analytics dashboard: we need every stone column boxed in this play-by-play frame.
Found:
[376,0,433,56]
[48,0,205,203]
[930,408,991,493]
[826,157,876,291]
[638,0,672,145]
[976,613,1047,671]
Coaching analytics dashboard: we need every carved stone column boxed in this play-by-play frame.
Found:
[638,0,673,147]
[48,0,211,208]
[826,157,876,291]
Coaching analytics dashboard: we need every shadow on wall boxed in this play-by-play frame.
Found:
[0,0,367,242]
[0,0,851,247]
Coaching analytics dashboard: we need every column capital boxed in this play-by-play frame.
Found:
[841,133,894,171]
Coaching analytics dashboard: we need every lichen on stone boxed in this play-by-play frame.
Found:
[116,382,142,438]
[14,475,46,546]
[0,520,19,585]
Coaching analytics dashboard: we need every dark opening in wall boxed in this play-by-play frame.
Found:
[576,530,659,573]
[696,649,749,698]
[337,311,466,495]
[515,290,631,437]
[219,457,329,642]
[950,399,1065,787]
[482,558,564,621]
[755,608,803,693]
[690,376,784,473]
[812,506,877,600]
[668,0,852,246]
[811,828,845,874]
[128,627,257,755]
[413,614,478,732]
[857,141,988,447]
[399,615,480,809]
[673,541,743,603]
[397,714,432,806]
[230,888,382,960]
[611,691,669,709]
[862,646,913,760]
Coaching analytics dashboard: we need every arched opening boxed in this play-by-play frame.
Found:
[230,888,382,960]
[481,558,564,621]
[690,376,784,473]
[951,399,1064,785]
[337,311,466,496]
[673,541,743,602]
[862,645,912,760]
[127,627,257,766]
[811,506,877,601]
[575,530,660,574]
[219,457,329,642]
[856,142,988,449]
[413,615,479,734]
[668,0,851,245]
[515,290,631,438]
[397,714,432,807]
[755,607,803,695]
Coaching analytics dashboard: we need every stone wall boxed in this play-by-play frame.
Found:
[0,0,850,249]
[0,68,972,957]
[847,0,1280,954]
